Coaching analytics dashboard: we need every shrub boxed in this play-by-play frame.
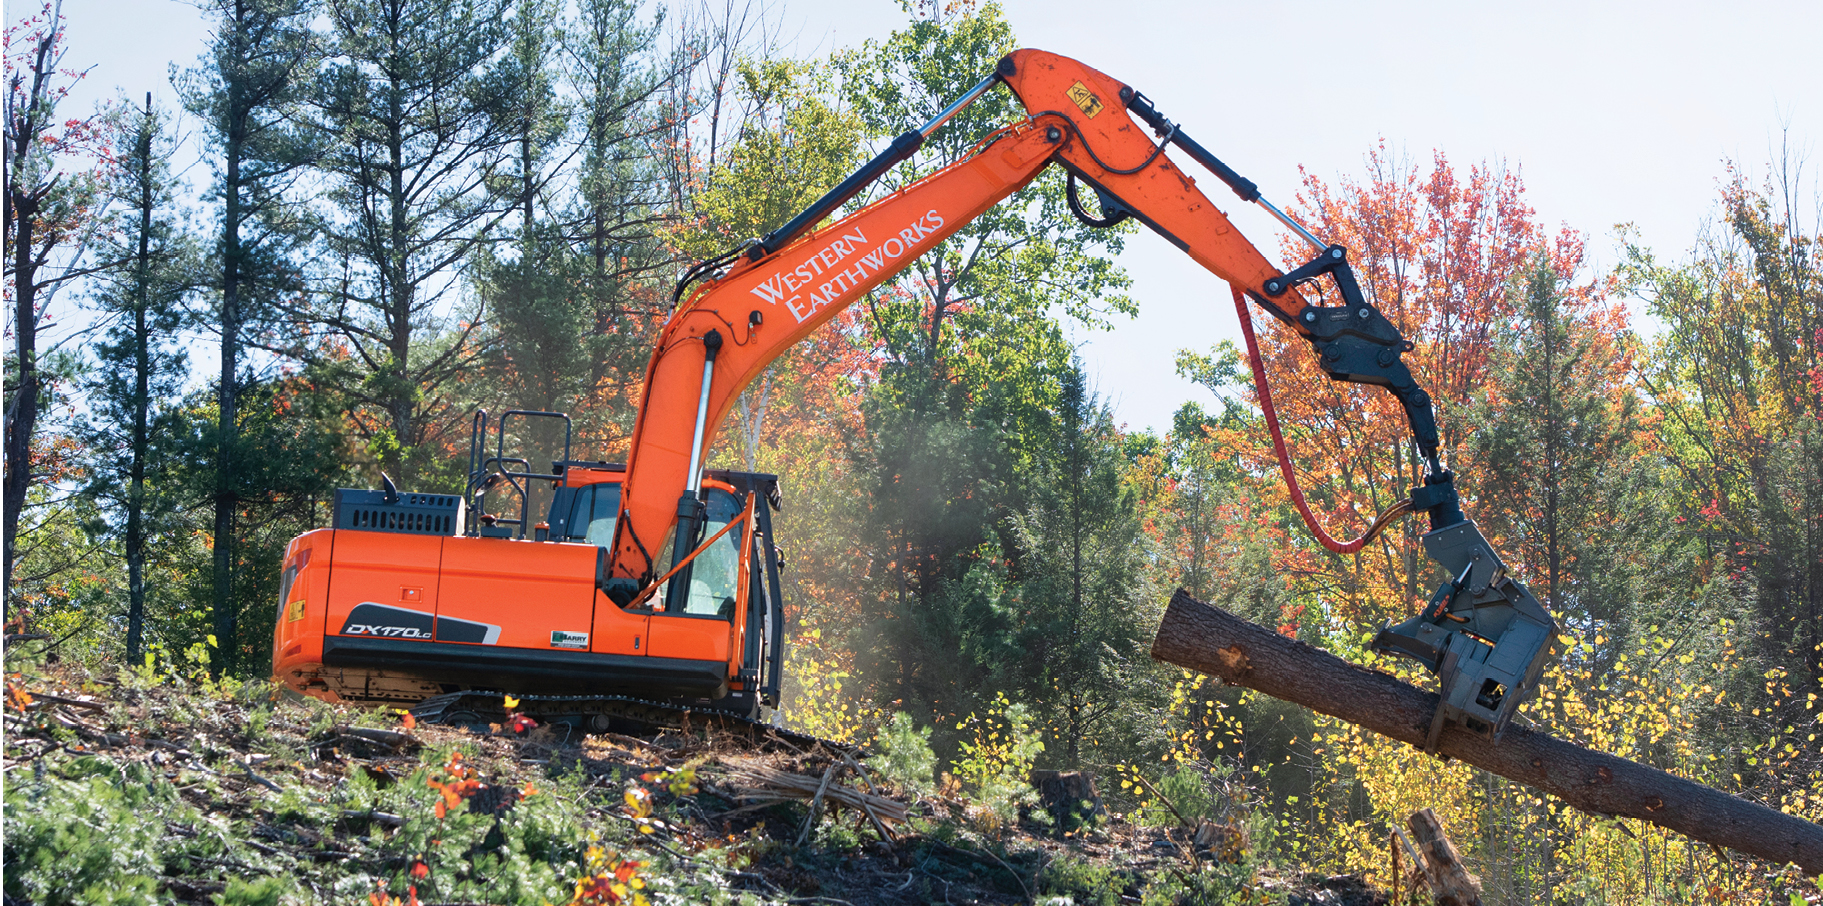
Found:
[3,761,179,905]
[954,693,1045,830]
[1038,853,1128,906]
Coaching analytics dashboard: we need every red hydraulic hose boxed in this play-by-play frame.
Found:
[1230,285,1410,554]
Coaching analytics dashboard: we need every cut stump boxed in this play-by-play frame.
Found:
[1031,769,1107,831]
[1407,808,1482,906]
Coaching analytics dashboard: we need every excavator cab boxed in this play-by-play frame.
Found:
[271,408,785,721]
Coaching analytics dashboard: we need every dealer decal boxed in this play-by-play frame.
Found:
[550,630,589,650]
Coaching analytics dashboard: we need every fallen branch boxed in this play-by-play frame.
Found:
[32,693,105,712]
[341,809,405,828]
[921,838,1032,902]
[1150,590,1823,874]
[243,765,283,793]
[842,753,898,847]
[721,764,910,833]
[331,726,419,751]
[796,761,845,846]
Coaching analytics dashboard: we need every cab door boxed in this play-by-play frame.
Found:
[644,487,749,665]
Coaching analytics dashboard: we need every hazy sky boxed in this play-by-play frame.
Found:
[46,0,1823,434]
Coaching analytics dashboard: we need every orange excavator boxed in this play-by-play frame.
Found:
[273,50,1556,744]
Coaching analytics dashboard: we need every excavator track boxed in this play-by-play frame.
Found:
[409,691,857,752]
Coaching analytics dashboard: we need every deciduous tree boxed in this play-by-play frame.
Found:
[1622,155,1822,715]
[1228,144,1584,632]
[4,0,105,618]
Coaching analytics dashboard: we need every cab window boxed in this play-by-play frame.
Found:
[565,483,619,547]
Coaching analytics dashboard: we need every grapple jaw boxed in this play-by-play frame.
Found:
[1372,518,1558,748]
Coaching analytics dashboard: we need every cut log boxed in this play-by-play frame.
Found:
[1406,808,1482,906]
[1150,589,1823,874]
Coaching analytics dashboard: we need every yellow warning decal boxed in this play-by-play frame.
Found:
[1066,81,1104,118]
[287,598,306,622]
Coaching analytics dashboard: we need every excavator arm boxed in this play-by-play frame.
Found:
[609,49,1556,742]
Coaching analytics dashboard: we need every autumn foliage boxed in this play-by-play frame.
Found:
[4,0,1820,901]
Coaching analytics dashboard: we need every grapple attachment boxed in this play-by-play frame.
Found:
[1372,518,1557,747]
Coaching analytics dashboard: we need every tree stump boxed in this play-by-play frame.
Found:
[1407,808,1482,906]
[1192,818,1247,864]
[1031,769,1106,832]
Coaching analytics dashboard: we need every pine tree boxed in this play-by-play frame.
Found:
[307,0,519,483]
[470,0,577,482]
[178,0,318,675]
[81,95,197,663]
[1010,364,1155,765]
[846,366,1004,717]
[553,0,680,452]
[829,0,1131,733]
[1470,259,1639,630]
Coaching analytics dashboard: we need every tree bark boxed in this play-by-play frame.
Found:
[1149,589,1823,874]
[212,43,245,679]
[6,194,39,620]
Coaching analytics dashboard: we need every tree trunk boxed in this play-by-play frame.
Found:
[1149,589,1823,874]
[212,109,243,679]
[1031,769,1105,832]
[127,95,155,664]
[5,198,38,620]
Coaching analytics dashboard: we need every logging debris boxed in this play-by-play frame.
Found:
[3,660,1398,905]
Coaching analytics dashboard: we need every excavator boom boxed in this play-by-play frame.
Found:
[607,49,1555,739]
[611,51,1316,583]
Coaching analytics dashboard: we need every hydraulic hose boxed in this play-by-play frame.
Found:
[1231,286,1411,554]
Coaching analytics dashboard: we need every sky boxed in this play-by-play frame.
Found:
[40,0,1823,435]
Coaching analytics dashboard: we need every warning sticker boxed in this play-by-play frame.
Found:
[286,598,305,623]
[1066,81,1104,118]
[550,630,590,650]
